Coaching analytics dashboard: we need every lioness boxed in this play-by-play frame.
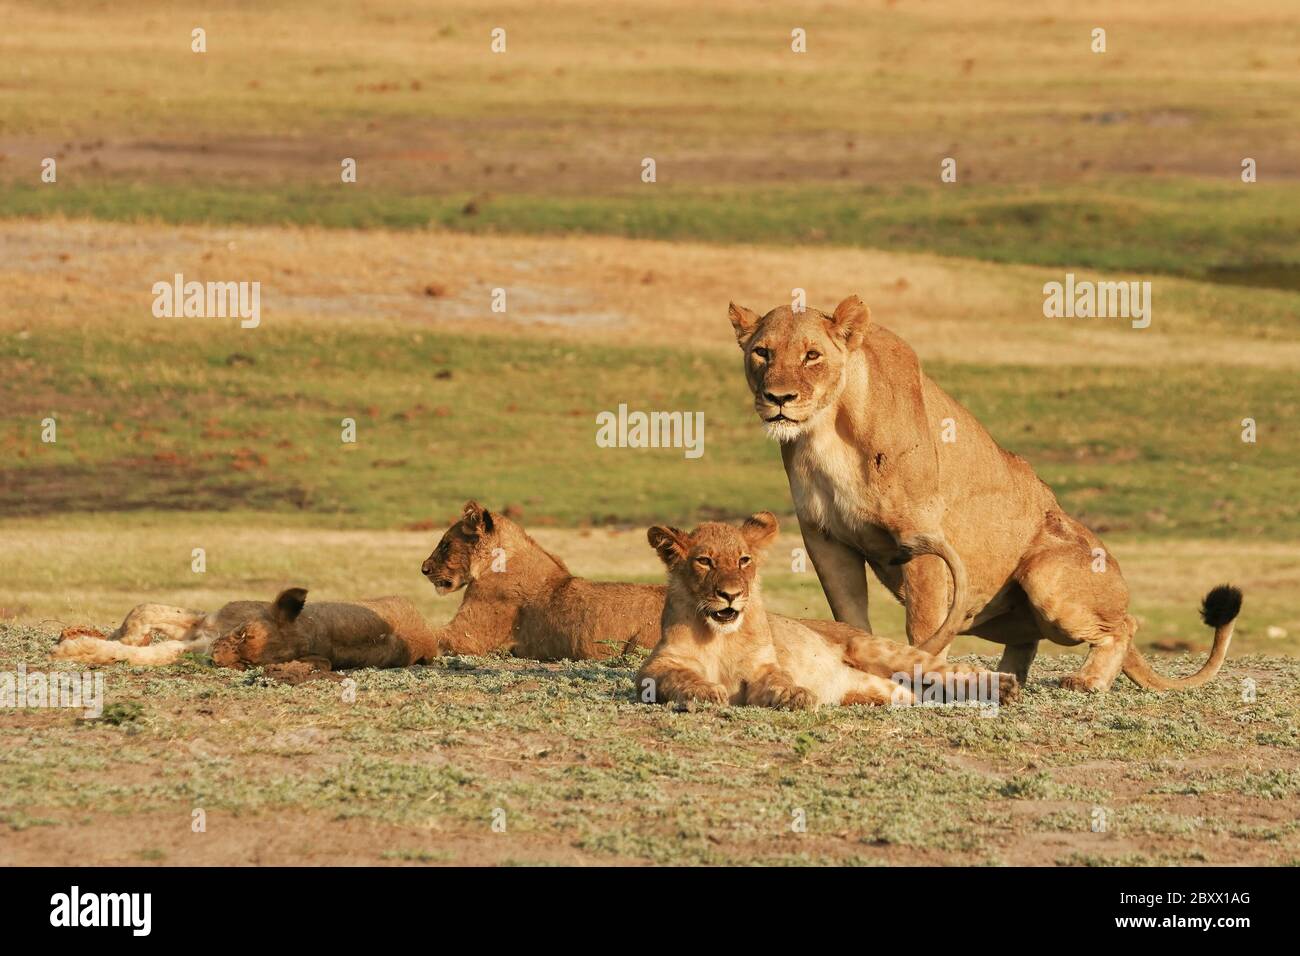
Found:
[53,589,439,671]
[727,295,1242,692]
[421,501,887,659]
[636,512,1017,709]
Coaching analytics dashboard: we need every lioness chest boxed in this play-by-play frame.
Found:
[785,429,897,558]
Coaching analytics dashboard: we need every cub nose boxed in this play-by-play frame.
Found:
[716,588,740,604]
[421,559,434,576]
[763,391,797,406]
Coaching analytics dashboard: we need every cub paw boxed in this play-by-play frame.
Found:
[679,682,729,708]
[775,685,817,711]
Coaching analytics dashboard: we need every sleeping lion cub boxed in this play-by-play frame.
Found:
[636,512,1018,710]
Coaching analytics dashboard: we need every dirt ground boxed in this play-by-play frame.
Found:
[1,635,1296,866]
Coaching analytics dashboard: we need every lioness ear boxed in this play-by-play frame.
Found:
[647,525,689,567]
[272,587,308,625]
[827,295,869,349]
[740,512,779,552]
[728,302,761,349]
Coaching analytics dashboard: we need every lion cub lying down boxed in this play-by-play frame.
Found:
[636,513,1018,709]
[53,588,439,672]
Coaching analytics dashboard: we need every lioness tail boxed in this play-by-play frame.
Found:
[1121,585,1241,691]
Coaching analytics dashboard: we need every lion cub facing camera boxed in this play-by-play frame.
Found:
[636,512,1018,710]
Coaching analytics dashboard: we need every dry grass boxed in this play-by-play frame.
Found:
[4,0,1299,189]
[4,218,1299,370]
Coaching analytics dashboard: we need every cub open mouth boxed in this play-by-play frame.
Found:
[708,607,739,624]
[435,579,454,590]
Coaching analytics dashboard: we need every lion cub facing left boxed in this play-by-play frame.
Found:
[636,513,1018,710]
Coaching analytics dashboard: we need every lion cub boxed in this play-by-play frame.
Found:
[636,513,1018,710]
[53,588,438,672]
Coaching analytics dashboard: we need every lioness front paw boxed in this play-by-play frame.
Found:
[1058,674,1104,694]
[995,672,1020,704]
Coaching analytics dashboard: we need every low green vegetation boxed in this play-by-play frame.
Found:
[4,325,1296,537]
[4,180,1298,290]
[1,624,1295,865]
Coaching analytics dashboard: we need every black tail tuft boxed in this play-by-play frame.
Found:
[1200,585,1242,629]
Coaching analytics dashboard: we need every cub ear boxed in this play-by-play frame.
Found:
[272,587,308,625]
[647,525,689,567]
[461,500,494,535]
[740,512,779,552]
[827,295,869,350]
[728,302,761,349]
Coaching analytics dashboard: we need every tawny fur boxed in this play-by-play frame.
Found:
[635,513,1018,709]
[419,501,882,661]
[54,591,439,671]
[727,296,1241,692]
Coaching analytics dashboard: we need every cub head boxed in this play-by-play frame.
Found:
[421,501,500,594]
[728,295,869,442]
[647,512,780,634]
[221,586,312,663]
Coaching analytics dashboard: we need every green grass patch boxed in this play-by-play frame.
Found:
[3,323,1295,537]
[4,179,1300,289]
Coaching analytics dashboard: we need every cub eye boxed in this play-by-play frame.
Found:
[804,350,821,363]
[752,347,771,360]
[739,555,752,567]
[695,556,713,569]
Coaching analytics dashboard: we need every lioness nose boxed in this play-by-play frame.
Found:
[421,559,434,575]
[716,588,740,604]
[764,391,797,405]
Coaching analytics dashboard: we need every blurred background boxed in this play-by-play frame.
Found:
[1,0,1297,656]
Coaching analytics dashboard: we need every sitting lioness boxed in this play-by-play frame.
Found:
[53,588,439,671]
[727,295,1242,692]
[421,501,885,659]
[635,512,1018,709]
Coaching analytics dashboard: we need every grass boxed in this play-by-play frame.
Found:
[4,0,1300,288]
[3,323,1296,535]
[4,180,1299,290]
[1,624,1296,865]
[2,0,1298,866]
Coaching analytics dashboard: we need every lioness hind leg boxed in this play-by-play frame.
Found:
[996,642,1039,686]
[1016,533,1133,694]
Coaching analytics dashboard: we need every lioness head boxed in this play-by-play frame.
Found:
[728,295,869,442]
[647,512,780,634]
[421,501,499,594]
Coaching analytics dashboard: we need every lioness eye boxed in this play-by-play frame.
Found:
[739,555,751,567]
[695,556,713,568]
[753,347,770,360]
[804,350,821,362]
